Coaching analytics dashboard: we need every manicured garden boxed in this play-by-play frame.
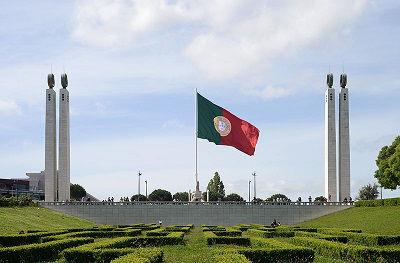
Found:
[1,206,400,262]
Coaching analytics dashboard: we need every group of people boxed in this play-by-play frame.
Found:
[120,197,130,202]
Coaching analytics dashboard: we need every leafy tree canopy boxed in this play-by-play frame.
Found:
[375,136,400,190]
[314,196,327,202]
[224,193,244,202]
[173,192,189,201]
[266,193,291,202]
[357,183,379,200]
[70,184,86,200]
[131,194,147,201]
[148,189,173,201]
[203,172,225,201]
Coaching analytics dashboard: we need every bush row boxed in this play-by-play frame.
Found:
[318,229,400,246]
[165,226,190,233]
[355,198,400,207]
[0,196,37,207]
[110,254,150,263]
[64,247,163,263]
[204,232,250,246]
[213,228,242,237]
[214,253,251,263]
[42,229,142,242]
[290,236,400,262]
[238,248,314,263]
[0,237,93,263]
[145,229,170,237]
[0,230,72,247]
[247,229,294,238]
[317,227,362,234]
[294,231,347,243]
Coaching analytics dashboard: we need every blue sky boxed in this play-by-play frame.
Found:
[0,0,399,201]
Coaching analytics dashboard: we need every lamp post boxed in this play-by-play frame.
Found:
[248,180,251,202]
[138,171,142,201]
[145,180,148,200]
[252,172,256,200]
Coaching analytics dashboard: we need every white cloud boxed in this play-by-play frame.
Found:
[72,0,367,81]
[242,86,295,99]
[0,100,22,116]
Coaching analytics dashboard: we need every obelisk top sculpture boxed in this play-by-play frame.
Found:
[61,73,68,88]
[326,73,333,88]
[47,73,55,89]
[340,73,347,88]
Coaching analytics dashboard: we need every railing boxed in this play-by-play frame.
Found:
[40,201,354,206]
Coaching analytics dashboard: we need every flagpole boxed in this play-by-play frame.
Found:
[195,88,198,192]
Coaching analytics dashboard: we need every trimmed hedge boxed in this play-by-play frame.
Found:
[355,198,400,207]
[213,228,242,237]
[64,247,163,263]
[110,254,150,263]
[247,229,294,238]
[290,236,400,262]
[0,230,71,247]
[165,226,190,233]
[145,229,170,237]
[204,232,250,246]
[0,237,93,263]
[42,229,142,242]
[294,231,347,243]
[214,253,251,263]
[238,248,314,263]
[318,229,400,246]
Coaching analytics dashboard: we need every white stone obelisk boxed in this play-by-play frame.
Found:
[58,73,70,201]
[325,73,337,202]
[338,74,350,201]
[45,74,57,202]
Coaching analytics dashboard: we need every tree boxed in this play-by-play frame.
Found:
[375,136,400,190]
[314,196,327,202]
[131,194,147,201]
[204,172,225,201]
[357,183,379,200]
[148,189,173,201]
[224,193,244,202]
[70,184,86,200]
[173,192,189,201]
[266,194,291,202]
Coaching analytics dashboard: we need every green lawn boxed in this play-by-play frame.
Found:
[0,207,97,234]
[297,206,400,234]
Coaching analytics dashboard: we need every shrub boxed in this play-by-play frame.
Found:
[294,231,347,243]
[63,242,164,263]
[290,236,400,262]
[204,232,250,246]
[42,229,142,242]
[318,229,400,246]
[238,248,314,263]
[213,228,242,237]
[214,253,251,263]
[165,226,190,233]
[110,254,150,263]
[247,229,294,238]
[0,237,93,263]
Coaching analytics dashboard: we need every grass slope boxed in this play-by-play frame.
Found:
[297,206,400,234]
[0,207,96,234]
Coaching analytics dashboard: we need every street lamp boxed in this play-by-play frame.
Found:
[145,180,148,200]
[252,172,256,199]
[248,180,251,202]
[138,171,142,201]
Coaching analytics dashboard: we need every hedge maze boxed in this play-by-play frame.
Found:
[0,223,400,262]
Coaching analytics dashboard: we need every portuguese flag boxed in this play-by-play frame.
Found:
[197,92,260,156]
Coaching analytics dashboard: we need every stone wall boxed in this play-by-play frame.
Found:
[41,202,352,226]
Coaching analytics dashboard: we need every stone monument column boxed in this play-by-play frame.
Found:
[325,73,337,202]
[45,74,57,202]
[58,73,70,201]
[338,74,350,201]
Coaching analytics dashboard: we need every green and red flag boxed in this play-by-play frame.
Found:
[197,92,260,156]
